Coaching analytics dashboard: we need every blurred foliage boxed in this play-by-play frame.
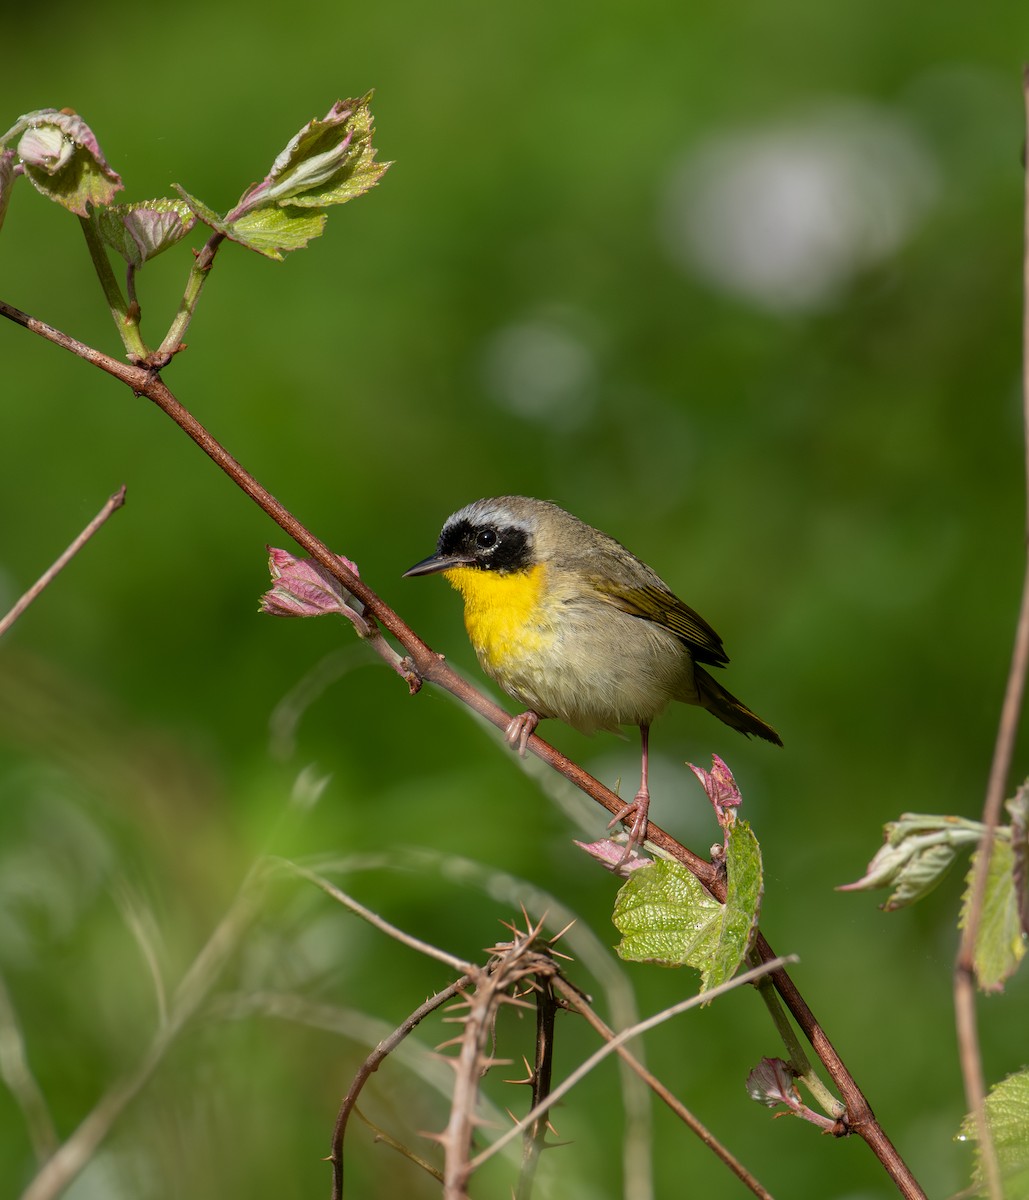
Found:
[2,1,1029,1197]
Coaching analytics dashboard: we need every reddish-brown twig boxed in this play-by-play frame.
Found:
[0,484,126,639]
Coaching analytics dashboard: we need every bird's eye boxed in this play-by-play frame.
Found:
[475,528,498,551]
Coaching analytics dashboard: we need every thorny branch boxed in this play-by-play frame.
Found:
[461,949,799,1200]
[382,918,782,1200]
[0,297,926,1198]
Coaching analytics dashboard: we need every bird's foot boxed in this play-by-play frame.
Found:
[504,711,540,757]
[607,787,651,863]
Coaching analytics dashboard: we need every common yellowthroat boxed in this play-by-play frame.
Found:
[404,496,781,851]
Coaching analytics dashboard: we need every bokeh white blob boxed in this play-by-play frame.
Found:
[481,316,597,429]
[661,102,938,312]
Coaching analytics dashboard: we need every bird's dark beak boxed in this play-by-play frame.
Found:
[403,552,475,578]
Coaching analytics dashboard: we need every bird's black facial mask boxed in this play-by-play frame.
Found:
[436,518,533,573]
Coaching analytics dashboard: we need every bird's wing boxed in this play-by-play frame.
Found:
[587,578,730,667]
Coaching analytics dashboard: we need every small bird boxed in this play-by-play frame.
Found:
[404,496,780,853]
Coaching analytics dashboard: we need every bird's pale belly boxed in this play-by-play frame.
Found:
[442,564,697,734]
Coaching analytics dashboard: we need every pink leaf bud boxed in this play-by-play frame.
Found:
[260,547,363,621]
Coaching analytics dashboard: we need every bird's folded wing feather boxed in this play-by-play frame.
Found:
[587,578,730,666]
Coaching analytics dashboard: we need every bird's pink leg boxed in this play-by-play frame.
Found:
[607,724,651,859]
[504,711,540,757]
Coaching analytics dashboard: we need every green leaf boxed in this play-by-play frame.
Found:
[175,186,326,260]
[612,817,763,993]
[613,858,722,971]
[227,205,328,259]
[93,199,197,267]
[958,1069,1029,1197]
[709,817,763,991]
[960,838,1026,992]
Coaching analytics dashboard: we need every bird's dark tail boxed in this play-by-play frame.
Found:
[695,666,782,747]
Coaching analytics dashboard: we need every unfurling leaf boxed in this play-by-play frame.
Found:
[237,95,389,212]
[260,547,363,621]
[839,813,986,909]
[959,838,1025,993]
[958,1068,1029,1195]
[177,95,389,260]
[2,108,122,215]
[93,199,197,267]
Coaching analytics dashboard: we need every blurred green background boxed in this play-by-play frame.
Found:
[2,2,1029,1197]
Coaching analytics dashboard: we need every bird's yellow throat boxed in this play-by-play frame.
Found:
[442,564,549,670]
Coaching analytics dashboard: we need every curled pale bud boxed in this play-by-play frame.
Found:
[3,108,122,215]
[260,546,364,620]
[18,124,74,173]
[746,1057,799,1109]
[746,1057,839,1131]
